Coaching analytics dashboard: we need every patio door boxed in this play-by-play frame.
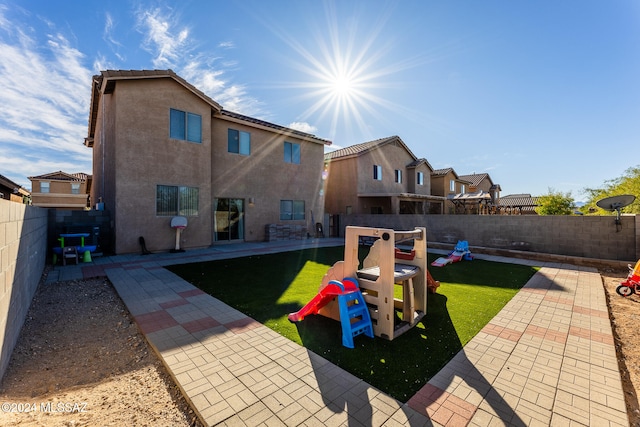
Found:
[214,198,244,242]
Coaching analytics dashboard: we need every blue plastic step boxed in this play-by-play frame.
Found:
[338,289,374,349]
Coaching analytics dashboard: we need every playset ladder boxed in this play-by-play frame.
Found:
[338,291,374,348]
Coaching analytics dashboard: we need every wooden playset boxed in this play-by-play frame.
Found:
[318,225,428,341]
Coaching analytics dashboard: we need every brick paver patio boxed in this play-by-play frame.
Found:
[46,239,630,426]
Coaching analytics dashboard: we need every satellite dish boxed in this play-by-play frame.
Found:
[596,194,636,229]
[596,194,636,211]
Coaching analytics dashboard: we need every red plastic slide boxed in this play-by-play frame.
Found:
[288,279,358,322]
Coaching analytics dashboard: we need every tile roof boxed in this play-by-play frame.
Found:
[28,171,90,182]
[89,69,330,145]
[220,110,331,144]
[0,173,23,190]
[458,173,491,187]
[499,194,539,207]
[325,136,417,160]
[431,168,453,176]
[96,69,222,110]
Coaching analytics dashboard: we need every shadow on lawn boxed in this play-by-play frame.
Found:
[294,292,525,426]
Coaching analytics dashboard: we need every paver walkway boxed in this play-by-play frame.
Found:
[46,239,630,426]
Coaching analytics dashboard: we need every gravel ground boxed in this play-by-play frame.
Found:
[0,272,203,427]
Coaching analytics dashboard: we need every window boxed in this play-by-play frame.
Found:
[461,184,466,194]
[228,129,251,155]
[170,109,202,143]
[41,182,50,193]
[417,172,424,186]
[449,179,456,192]
[280,200,305,220]
[373,165,382,180]
[71,183,80,194]
[156,185,199,216]
[395,169,402,183]
[284,142,301,164]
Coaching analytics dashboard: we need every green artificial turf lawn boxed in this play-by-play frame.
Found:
[166,247,537,402]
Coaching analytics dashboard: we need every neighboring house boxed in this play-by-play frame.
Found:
[0,173,30,204]
[499,194,539,215]
[85,69,330,254]
[451,173,502,214]
[324,136,445,216]
[28,171,90,210]
[430,168,471,214]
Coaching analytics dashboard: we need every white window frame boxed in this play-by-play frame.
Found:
[373,165,382,181]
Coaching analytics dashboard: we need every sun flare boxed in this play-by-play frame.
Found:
[330,73,354,97]
[262,4,424,141]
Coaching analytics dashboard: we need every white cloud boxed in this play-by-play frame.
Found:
[136,7,190,69]
[288,121,318,134]
[0,4,268,186]
[0,9,92,185]
[133,7,263,116]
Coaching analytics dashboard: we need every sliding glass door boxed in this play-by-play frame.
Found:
[214,198,244,242]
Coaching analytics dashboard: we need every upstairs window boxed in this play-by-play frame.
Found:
[71,183,80,194]
[449,179,456,192]
[228,129,251,155]
[395,169,402,183]
[461,184,466,193]
[156,185,199,216]
[373,165,382,181]
[284,142,301,164]
[170,108,202,143]
[417,172,424,186]
[41,182,50,193]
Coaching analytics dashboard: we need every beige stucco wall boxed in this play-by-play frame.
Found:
[324,157,358,215]
[410,163,432,196]
[211,116,326,241]
[89,75,328,253]
[325,140,432,215]
[107,79,213,253]
[356,143,414,194]
[30,179,89,210]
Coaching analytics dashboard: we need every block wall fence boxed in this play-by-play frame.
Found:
[0,199,47,380]
[338,214,640,265]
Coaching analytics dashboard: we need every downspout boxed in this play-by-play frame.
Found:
[101,89,105,200]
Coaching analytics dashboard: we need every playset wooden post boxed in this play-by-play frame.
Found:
[319,225,427,341]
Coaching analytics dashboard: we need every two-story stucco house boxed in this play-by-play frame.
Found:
[85,70,330,254]
[323,136,445,216]
[430,168,471,214]
[28,171,90,210]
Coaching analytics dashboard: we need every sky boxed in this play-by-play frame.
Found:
[1,0,638,200]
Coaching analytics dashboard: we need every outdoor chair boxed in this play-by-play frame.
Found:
[62,246,78,265]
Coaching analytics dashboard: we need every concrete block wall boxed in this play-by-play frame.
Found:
[48,208,112,257]
[0,199,47,379]
[340,214,638,263]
